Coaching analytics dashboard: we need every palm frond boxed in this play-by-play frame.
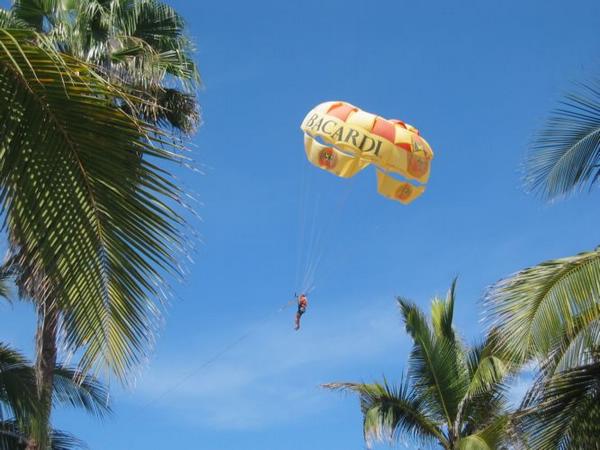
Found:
[118,0,200,84]
[525,80,600,200]
[457,435,492,450]
[464,336,511,399]
[542,315,600,375]
[49,429,87,450]
[0,266,13,302]
[52,367,111,419]
[0,420,28,450]
[458,338,510,443]
[458,414,510,450]
[76,0,200,89]
[431,277,457,341]
[323,380,446,448]
[517,360,600,449]
[399,297,466,426]
[485,247,600,364]
[11,0,59,31]
[0,420,88,450]
[0,28,187,380]
[0,344,37,422]
[0,8,31,29]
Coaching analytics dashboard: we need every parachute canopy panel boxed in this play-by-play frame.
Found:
[300,101,434,204]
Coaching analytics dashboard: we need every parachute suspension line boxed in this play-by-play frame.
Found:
[294,149,310,291]
[302,200,327,293]
[300,191,321,293]
[307,179,354,296]
[295,152,322,294]
[141,297,298,409]
[299,173,356,294]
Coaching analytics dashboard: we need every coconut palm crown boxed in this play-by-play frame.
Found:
[326,281,513,450]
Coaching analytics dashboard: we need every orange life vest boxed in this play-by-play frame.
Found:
[298,296,308,308]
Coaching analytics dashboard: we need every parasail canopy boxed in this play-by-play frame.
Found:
[301,101,434,204]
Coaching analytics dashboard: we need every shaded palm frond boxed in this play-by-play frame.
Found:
[542,315,600,375]
[0,344,37,422]
[525,80,600,200]
[0,348,108,449]
[0,420,28,450]
[0,8,31,29]
[517,359,600,449]
[11,0,59,32]
[0,265,13,302]
[52,367,111,419]
[152,87,199,134]
[0,421,88,450]
[49,429,88,450]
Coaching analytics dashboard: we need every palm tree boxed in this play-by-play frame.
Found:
[484,78,600,448]
[0,343,111,450]
[0,23,192,447]
[325,281,513,450]
[5,0,201,133]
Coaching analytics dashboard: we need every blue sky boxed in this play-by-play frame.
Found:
[1,0,600,448]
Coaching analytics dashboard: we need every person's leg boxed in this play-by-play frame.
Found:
[295,309,305,330]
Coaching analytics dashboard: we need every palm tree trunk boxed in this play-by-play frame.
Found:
[26,300,58,450]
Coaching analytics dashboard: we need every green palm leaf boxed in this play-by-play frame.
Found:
[431,278,457,341]
[323,380,446,448]
[48,430,87,450]
[0,344,110,449]
[399,296,466,427]
[517,359,600,449]
[485,247,600,365]
[0,421,88,450]
[0,28,187,380]
[52,367,111,419]
[464,336,512,399]
[525,80,600,200]
[0,344,37,423]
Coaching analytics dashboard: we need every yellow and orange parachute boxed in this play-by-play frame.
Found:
[301,101,434,204]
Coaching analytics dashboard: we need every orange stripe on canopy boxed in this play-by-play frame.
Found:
[372,117,395,143]
[328,103,356,121]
